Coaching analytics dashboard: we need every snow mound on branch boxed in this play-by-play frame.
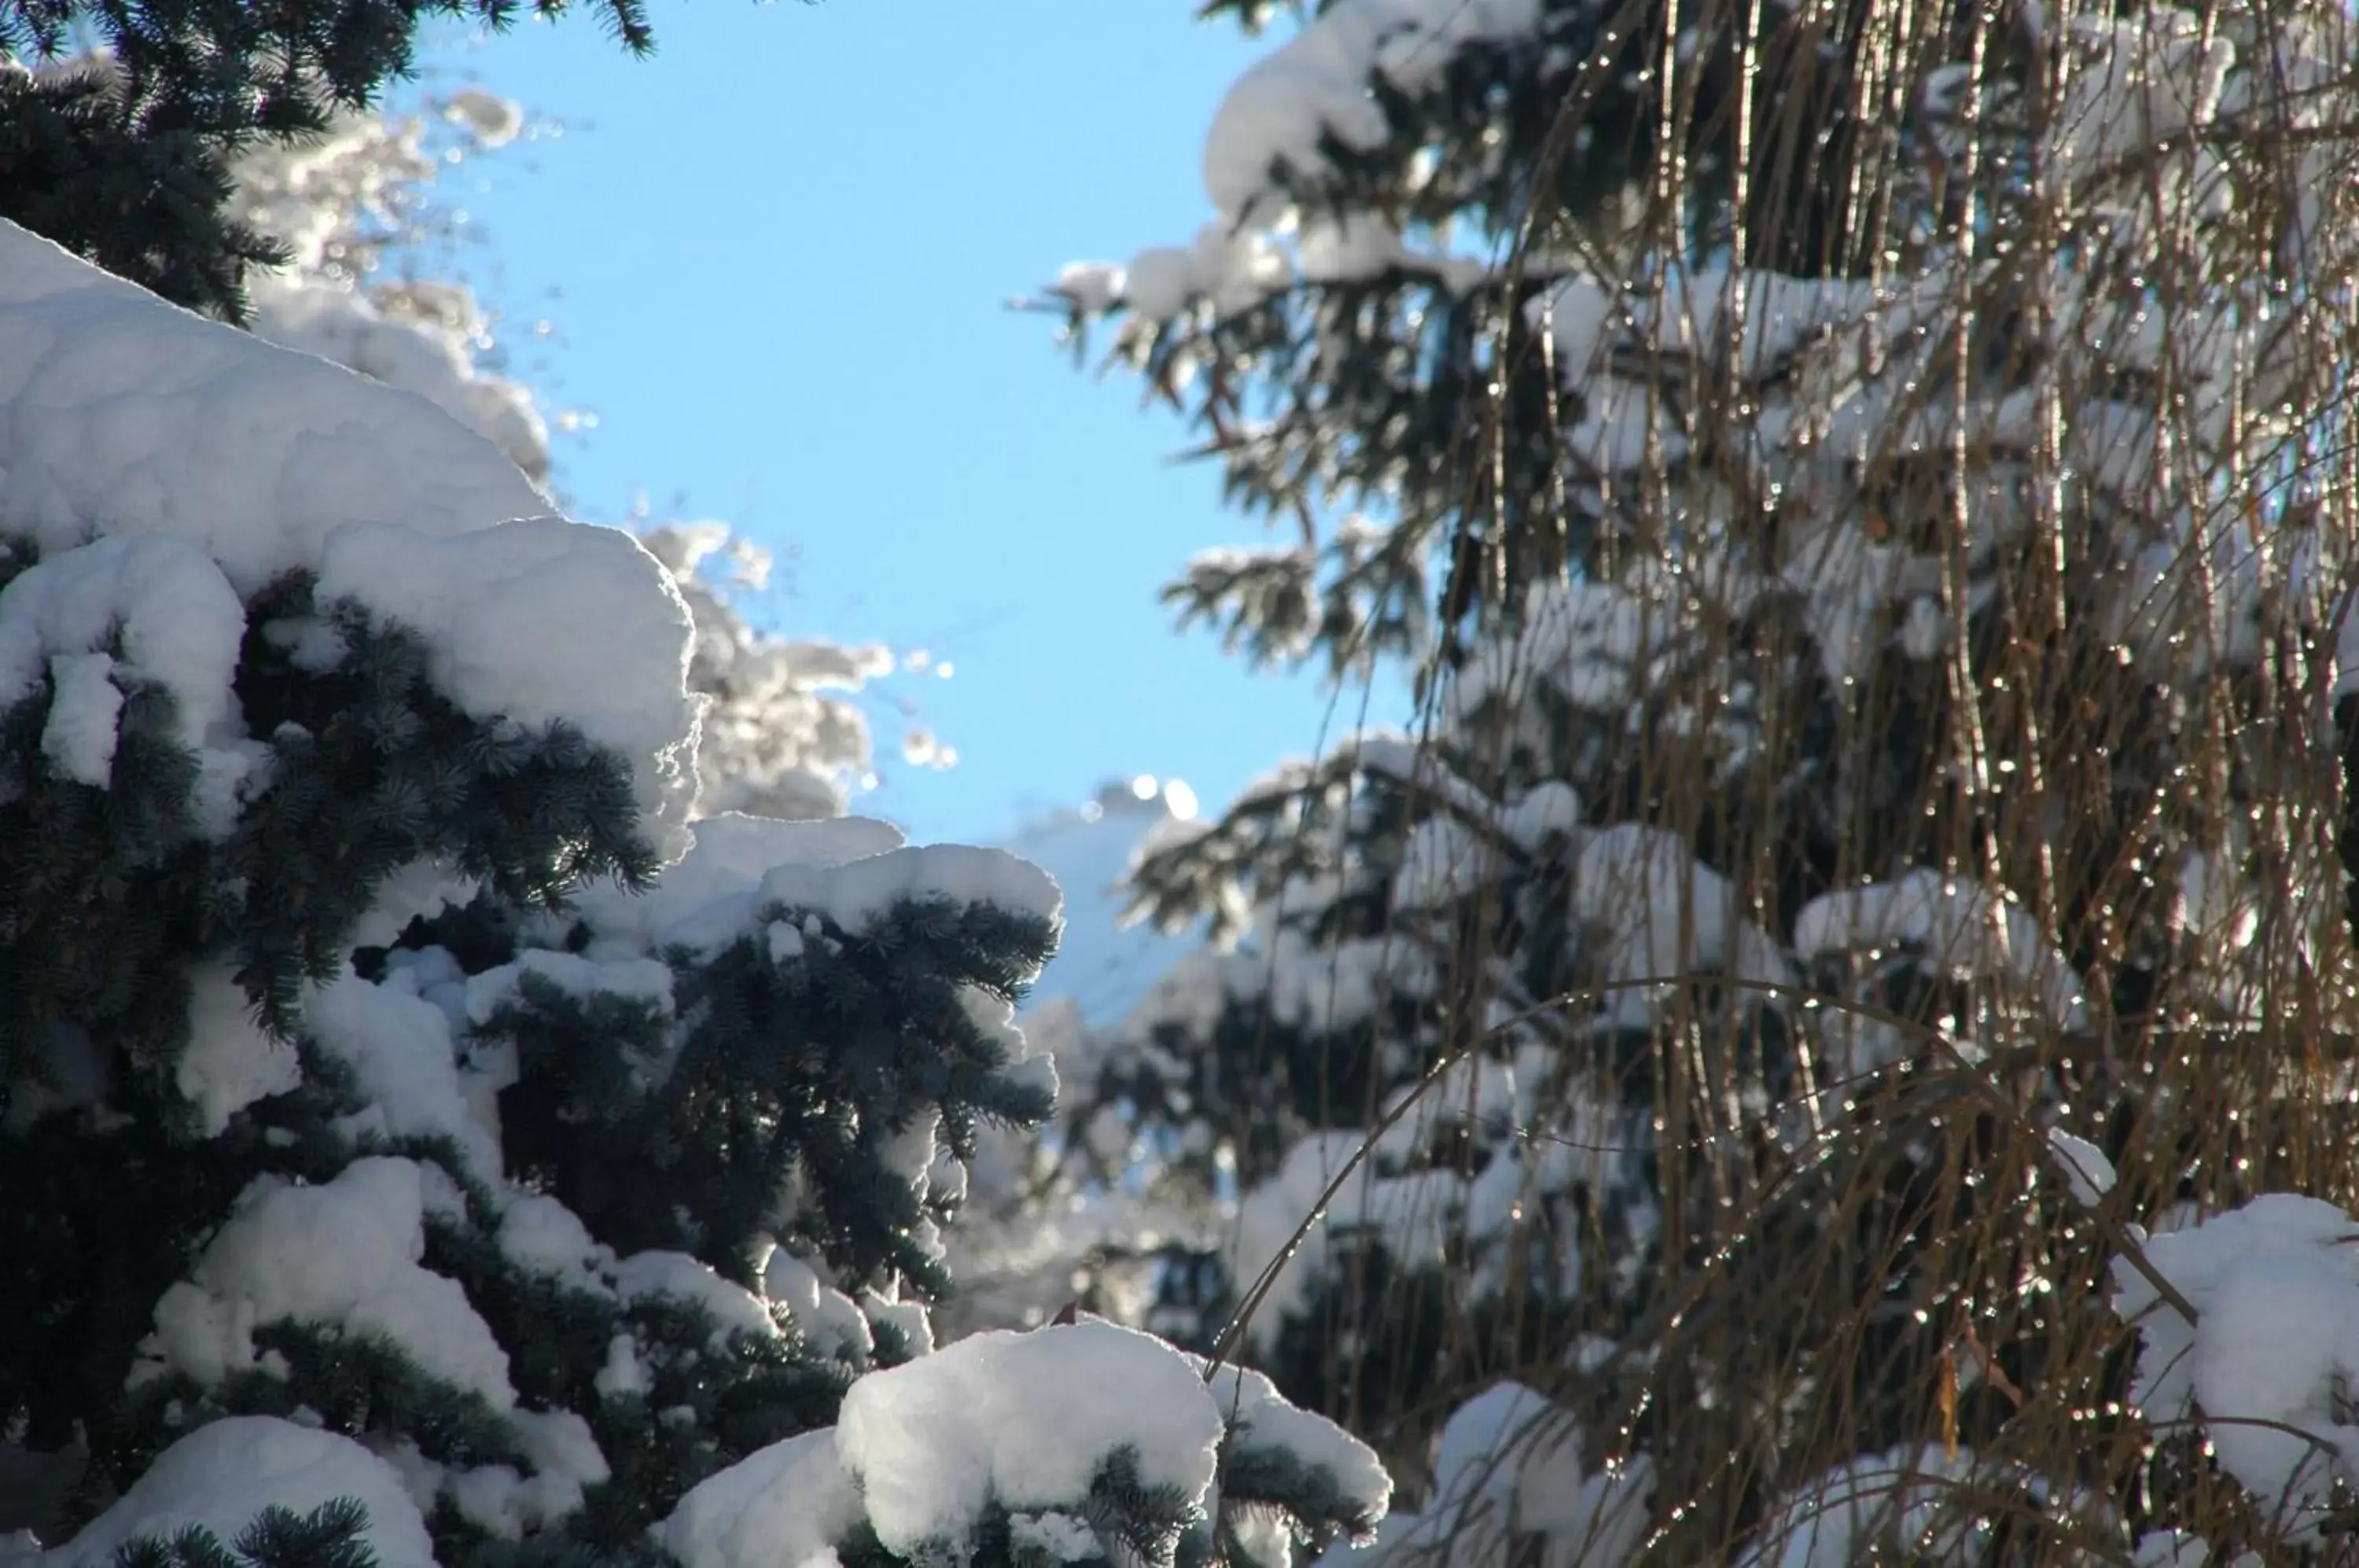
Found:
[0,222,705,847]
[2044,1128,2117,1206]
[462,949,675,1033]
[2112,1194,2359,1540]
[1049,0,1553,315]
[1795,868,2086,1069]
[0,536,248,793]
[1319,1382,1643,1567]
[1570,825,1797,1029]
[307,970,502,1177]
[1204,0,1546,223]
[447,1409,609,1540]
[50,1418,433,1568]
[225,99,550,477]
[0,536,241,739]
[178,964,303,1136]
[558,811,1063,981]
[252,280,549,483]
[642,522,906,824]
[565,812,904,957]
[36,652,122,785]
[836,1320,1224,1559]
[1230,1132,1364,1344]
[761,1246,874,1362]
[139,1157,517,1409]
[760,844,1065,940]
[1121,223,1293,321]
[0,223,544,593]
[661,1430,863,1568]
[667,1321,1352,1568]
[313,517,697,826]
[1734,1445,1988,1566]
[1205,1361,1390,1522]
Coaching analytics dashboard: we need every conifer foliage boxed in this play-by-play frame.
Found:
[1035,0,2359,1560]
[0,221,1389,1568]
[0,0,650,319]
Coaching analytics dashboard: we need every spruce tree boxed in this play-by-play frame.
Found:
[3,0,657,321]
[0,218,1391,1568]
[1032,0,2359,1559]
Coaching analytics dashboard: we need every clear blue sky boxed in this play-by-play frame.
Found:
[418,2,1411,848]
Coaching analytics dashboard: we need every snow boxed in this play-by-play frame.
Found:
[2112,1194,2359,1537]
[1232,1133,1363,1342]
[226,102,432,284]
[1124,245,1201,320]
[0,223,546,594]
[464,948,675,1027]
[594,1334,649,1399]
[569,812,907,959]
[1318,1382,1636,1567]
[321,1170,790,1365]
[1502,782,1583,848]
[1051,263,1127,315]
[761,1246,874,1362]
[1525,278,1621,381]
[1528,267,1891,394]
[1297,215,1436,284]
[1794,869,2087,1067]
[50,1419,434,1568]
[312,517,698,849]
[227,100,548,479]
[1202,0,1546,224]
[1264,933,1437,1031]
[0,536,245,771]
[141,1157,517,1410]
[1121,224,1292,322]
[1449,579,1659,716]
[251,279,549,483]
[37,653,121,785]
[346,860,480,954]
[1353,735,1503,826]
[496,1194,603,1282]
[1734,1445,1985,1566]
[2044,1128,2117,1205]
[441,89,523,149]
[646,523,915,823]
[611,1253,780,1345]
[834,1320,1224,1558]
[1009,1513,1099,1562]
[178,965,302,1136]
[759,843,1064,944]
[659,1430,863,1568]
[2049,13,2232,187]
[1205,1361,1389,1522]
[307,972,501,1180]
[446,1410,609,1540]
[1653,267,1886,370]
[0,222,705,847]
[1569,825,1795,1030]
[440,1416,604,1538]
[1391,815,1496,911]
[861,1289,937,1357]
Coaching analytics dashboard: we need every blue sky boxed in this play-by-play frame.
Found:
[418,2,1411,847]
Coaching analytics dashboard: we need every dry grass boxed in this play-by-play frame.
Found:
[1220,0,2359,1558]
